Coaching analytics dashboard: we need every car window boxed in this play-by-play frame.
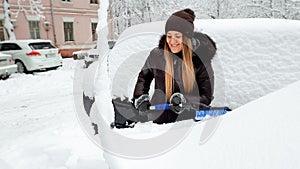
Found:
[29,42,56,50]
[0,43,22,51]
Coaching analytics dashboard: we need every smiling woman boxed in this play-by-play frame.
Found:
[132,9,216,124]
[166,31,183,53]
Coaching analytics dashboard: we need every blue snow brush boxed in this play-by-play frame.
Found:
[111,97,232,129]
[149,103,231,121]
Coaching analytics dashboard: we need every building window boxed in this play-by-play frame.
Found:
[90,0,98,4]
[64,22,74,41]
[29,21,41,39]
[91,22,97,41]
[62,0,71,2]
[0,21,5,41]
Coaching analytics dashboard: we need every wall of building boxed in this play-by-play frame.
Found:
[0,0,99,58]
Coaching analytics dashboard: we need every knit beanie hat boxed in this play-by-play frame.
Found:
[165,8,195,38]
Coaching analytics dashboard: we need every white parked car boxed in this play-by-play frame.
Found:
[0,52,17,79]
[0,39,63,73]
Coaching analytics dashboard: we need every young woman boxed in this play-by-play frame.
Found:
[133,9,216,124]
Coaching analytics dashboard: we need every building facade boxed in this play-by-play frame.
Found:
[0,0,99,57]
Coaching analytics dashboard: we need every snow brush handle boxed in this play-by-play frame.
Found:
[149,104,231,111]
[149,104,170,110]
[149,103,231,121]
[149,103,183,111]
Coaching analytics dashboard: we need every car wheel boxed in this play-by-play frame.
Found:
[0,74,8,80]
[2,74,10,80]
[73,55,78,60]
[16,61,27,73]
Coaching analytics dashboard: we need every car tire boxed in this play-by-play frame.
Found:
[73,55,78,60]
[16,61,27,73]
[2,75,10,80]
[0,74,9,80]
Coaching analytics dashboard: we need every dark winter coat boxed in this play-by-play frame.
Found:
[133,32,216,123]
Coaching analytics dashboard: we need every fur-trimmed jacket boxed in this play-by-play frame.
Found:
[133,32,216,123]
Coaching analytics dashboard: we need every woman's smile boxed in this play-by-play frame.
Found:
[167,31,183,53]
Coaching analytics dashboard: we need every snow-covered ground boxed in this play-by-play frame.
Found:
[1,19,300,169]
[0,59,108,169]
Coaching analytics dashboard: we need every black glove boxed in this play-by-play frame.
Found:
[169,93,186,114]
[134,94,151,114]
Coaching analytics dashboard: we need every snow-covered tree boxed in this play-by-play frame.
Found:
[3,0,15,40]
[2,0,44,40]
[15,0,44,18]
[237,0,300,19]
[108,0,299,38]
[109,0,206,39]
[284,0,300,19]
[97,0,110,61]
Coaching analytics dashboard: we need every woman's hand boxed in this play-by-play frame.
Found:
[169,93,186,114]
[134,94,151,113]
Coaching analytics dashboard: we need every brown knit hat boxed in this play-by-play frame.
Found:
[165,8,195,38]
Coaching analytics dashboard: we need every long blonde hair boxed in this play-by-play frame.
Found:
[164,36,195,101]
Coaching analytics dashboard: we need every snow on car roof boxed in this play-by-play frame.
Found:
[0,39,53,44]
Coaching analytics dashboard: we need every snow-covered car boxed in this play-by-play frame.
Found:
[73,41,116,68]
[84,41,116,68]
[0,39,63,73]
[72,46,93,60]
[83,45,98,68]
[72,45,98,68]
[72,51,86,60]
[0,52,17,79]
[74,20,300,169]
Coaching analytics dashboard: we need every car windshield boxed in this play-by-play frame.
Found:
[29,42,56,50]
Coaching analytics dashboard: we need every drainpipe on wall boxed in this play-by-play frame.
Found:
[50,0,57,45]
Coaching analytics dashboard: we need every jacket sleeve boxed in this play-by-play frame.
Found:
[186,61,214,106]
[189,32,216,106]
[133,50,156,98]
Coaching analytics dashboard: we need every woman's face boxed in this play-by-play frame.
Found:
[166,31,183,53]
